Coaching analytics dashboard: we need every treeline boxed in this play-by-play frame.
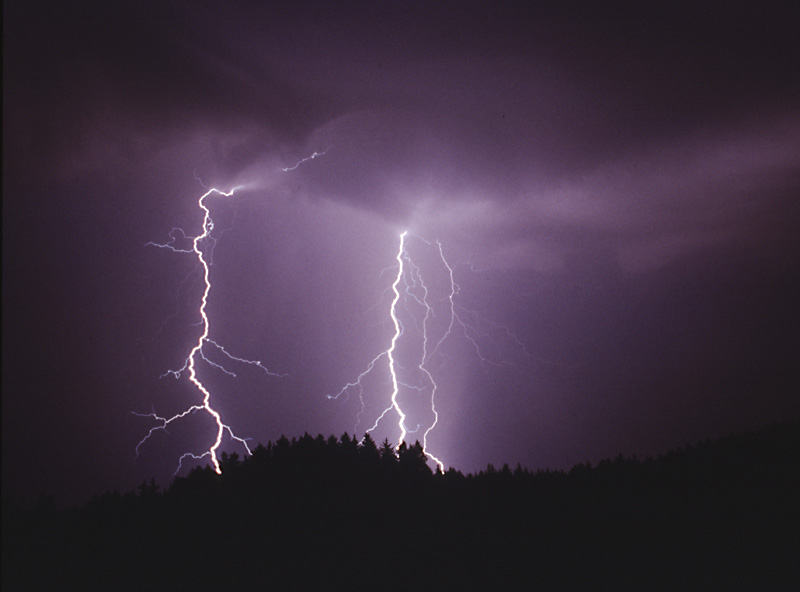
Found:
[4,421,799,591]
[85,419,800,506]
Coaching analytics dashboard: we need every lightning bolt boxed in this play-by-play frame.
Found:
[418,244,445,471]
[281,147,331,172]
[367,231,408,447]
[329,232,530,472]
[135,186,284,475]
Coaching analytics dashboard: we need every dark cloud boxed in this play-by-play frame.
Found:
[3,0,799,506]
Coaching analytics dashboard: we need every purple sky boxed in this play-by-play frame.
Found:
[4,1,799,506]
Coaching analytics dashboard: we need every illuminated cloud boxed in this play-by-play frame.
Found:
[4,0,799,505]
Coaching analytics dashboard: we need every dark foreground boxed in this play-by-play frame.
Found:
[3,424,799,591]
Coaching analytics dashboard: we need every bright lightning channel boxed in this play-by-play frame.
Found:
[326,235,438,469]
[418,242,445,471]
[135,186,285,475]
[329,232,530,472]
[362,231,446,470]
[365,231,409,451]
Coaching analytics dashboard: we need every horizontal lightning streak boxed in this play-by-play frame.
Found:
[205,338,290,378]
[281,147,331,172]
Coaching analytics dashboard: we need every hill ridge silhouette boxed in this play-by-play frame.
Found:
[4,420,798,590]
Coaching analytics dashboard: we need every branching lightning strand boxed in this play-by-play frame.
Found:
[330,232,529,472]
[134,186,283,475]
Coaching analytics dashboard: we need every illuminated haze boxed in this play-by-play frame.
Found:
[3,1,799,505]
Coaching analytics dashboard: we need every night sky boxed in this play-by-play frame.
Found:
[4,1,799,507]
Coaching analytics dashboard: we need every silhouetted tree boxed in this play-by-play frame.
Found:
[359,433,380,466]
[379,438,397,466]
[5,422,799,591]
[398,441,432,478]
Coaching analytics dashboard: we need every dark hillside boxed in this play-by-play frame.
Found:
[3,423,799,590]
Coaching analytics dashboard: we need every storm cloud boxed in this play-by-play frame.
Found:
[4,1,799,505]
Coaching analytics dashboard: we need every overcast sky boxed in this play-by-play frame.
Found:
[4,0,799,506]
